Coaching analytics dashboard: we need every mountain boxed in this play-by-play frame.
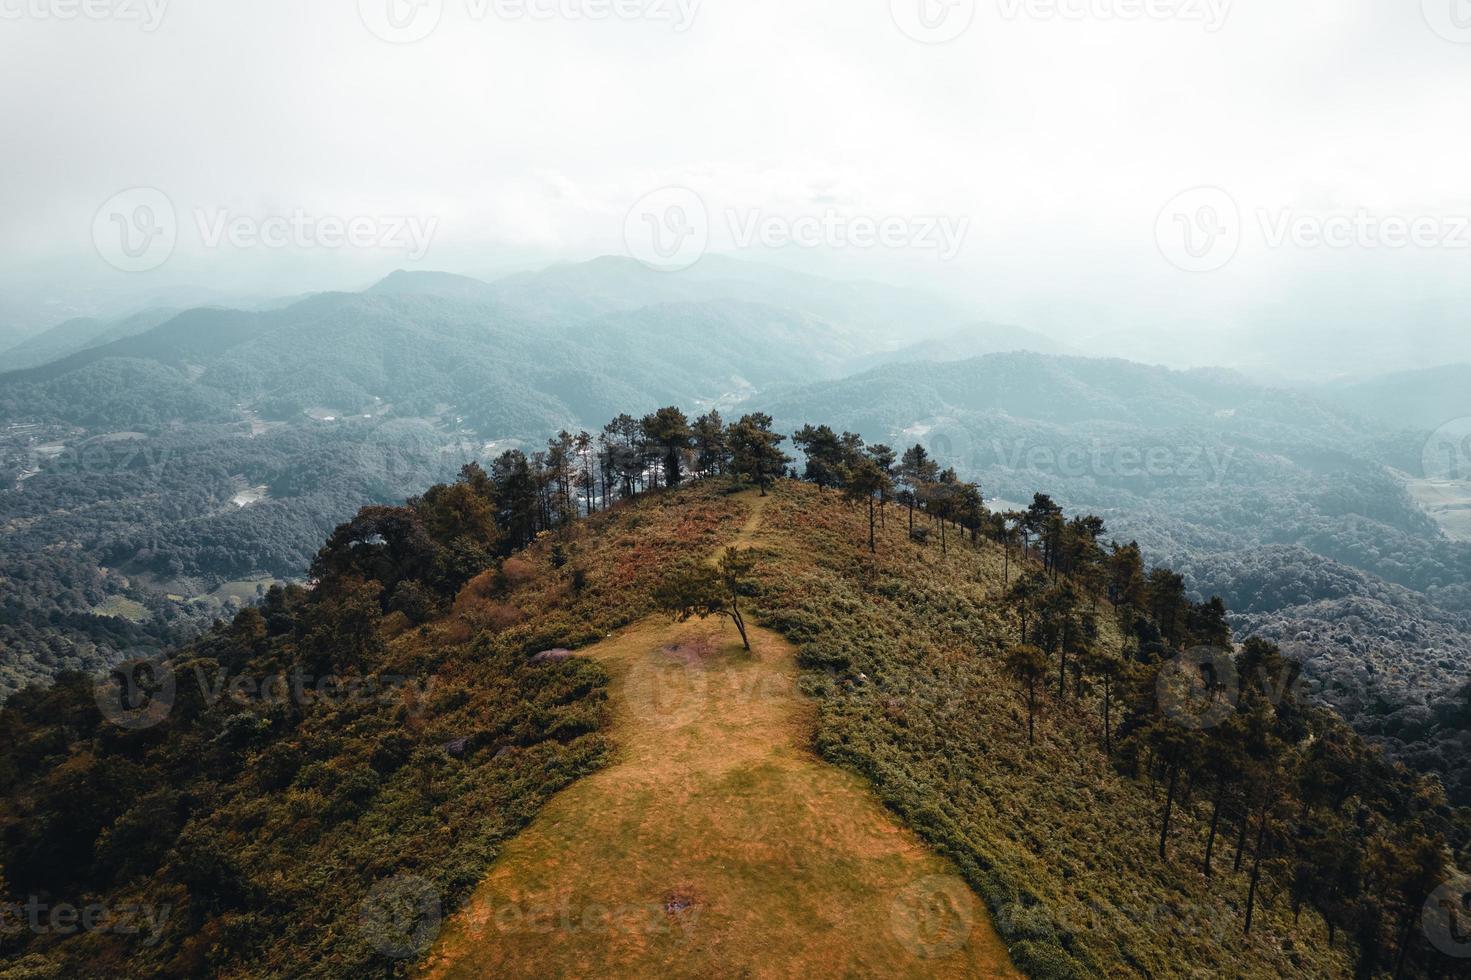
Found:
[0,309,181,371]
[367,269,503,304]
[1318,364,1471,432]
[4,475,1454,978]
[849,320,1069,372]
[484,254,973,349]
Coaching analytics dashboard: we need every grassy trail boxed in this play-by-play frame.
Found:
[418,492,1016,979]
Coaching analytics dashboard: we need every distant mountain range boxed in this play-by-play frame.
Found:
[1318,363,1471,431]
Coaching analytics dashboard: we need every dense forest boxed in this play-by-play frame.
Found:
[0,404,1466,978]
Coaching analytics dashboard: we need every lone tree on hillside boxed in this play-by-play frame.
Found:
[844,455,892,553]
[654,549,756,650]
[1005,643,1049,745]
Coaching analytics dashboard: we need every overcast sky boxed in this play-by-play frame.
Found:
[1,0,1468,377]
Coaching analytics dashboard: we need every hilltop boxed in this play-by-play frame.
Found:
[2,438,1463,978]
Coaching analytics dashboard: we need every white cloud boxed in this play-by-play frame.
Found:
[0,0,1467,375]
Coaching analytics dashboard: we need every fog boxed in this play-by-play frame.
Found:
[2,0,1468,378]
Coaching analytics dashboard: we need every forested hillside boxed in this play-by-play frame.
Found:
[1,408,1465,978]
[3,262,1469,818]
[762,352,1471,804]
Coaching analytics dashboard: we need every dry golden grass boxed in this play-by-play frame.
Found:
[418,492,1016,979]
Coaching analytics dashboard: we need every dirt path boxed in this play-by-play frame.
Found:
[418,493,1017,979]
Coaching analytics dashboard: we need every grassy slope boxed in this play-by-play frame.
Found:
[420,492,1017,978]
[750,480,1355,978]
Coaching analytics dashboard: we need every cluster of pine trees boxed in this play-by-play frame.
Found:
[480,408,791,553]
[982,496,1466,979]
